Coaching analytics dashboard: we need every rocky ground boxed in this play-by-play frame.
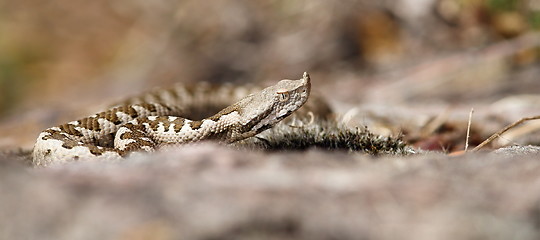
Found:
[3,145,540,240]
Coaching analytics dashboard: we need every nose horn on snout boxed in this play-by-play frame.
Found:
[302,72,310,83]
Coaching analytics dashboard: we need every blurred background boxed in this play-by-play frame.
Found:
[1,0,540,150]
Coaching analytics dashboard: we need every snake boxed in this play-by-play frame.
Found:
[33,72,312,167]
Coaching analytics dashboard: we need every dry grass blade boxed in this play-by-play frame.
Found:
[465,108,474,152]
[472,116,540,152]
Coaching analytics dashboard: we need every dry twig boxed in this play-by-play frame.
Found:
[472,116,540,152]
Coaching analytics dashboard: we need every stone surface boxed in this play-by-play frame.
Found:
[2,144,540,240]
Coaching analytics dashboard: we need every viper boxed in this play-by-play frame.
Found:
[33,72,311,166]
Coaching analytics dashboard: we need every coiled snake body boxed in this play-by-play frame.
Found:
[33,73,311,166]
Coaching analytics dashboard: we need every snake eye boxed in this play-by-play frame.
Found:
[277,90,290,102]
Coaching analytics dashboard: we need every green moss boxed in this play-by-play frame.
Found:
[528,11,540,29]
[0,42,49,116]
[487,0,518,12]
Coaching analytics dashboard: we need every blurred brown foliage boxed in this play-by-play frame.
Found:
[1,0,539,116]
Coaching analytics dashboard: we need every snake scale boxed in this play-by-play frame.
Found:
[33,73,312,166]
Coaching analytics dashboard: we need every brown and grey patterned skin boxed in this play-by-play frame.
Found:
[32,72,312,166]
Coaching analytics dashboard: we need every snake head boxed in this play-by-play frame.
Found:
[270,72,311,119]
[239,72,311,135]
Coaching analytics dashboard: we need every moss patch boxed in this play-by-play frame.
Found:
[237,120,413,155]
